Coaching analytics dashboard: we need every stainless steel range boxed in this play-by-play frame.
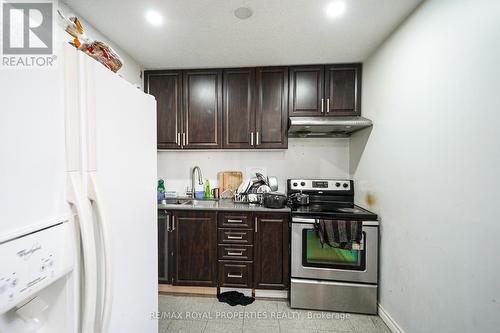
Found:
[288,179,379,314]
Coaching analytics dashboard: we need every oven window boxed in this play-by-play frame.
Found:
[302,229,366,270]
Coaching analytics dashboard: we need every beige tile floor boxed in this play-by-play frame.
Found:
[157,294,391,333]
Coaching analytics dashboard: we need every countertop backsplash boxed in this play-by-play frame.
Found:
[157,138,350,195]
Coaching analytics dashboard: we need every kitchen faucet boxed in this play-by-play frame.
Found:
[191,166,203,198]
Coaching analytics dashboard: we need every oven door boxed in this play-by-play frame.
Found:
[291,217,378,284]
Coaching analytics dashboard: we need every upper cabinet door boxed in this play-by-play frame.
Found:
[288,65,324,117]
[145,71,182,149]
[183,70,222,149]
[325,64,362,116]
[222,68,255,149]
[256,67,288,149]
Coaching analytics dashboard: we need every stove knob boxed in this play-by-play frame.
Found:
[343,183,348,188]
[335,182,340,187]
[300,182,306,186]
[293,182,298,187]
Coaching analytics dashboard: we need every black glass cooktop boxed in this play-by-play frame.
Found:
[291,204,378,220]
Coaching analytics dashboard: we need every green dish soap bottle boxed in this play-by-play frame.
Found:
[204,179,211,198]
[157,179,165,201]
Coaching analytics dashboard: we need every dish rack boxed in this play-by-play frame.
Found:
[234,193,263,204]
[234,194,249,203]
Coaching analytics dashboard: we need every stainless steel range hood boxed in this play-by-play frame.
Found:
[288,116,373,138]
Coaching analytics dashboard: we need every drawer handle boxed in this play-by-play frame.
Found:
[227,273,243,278]
[227,251,244,256]
[227,219,243,223]
[227,235,243,240]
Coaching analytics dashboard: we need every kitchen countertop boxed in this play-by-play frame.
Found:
[158,198,291,213]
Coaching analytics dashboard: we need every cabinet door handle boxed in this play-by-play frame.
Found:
[255,217,258,233]
[227,219,243,223]
[326,98,330,114]
[256,131,259,146]
[182,133,186,146]
[171,216,176,231]
[250,132,254,146]
[227,273,243,279]
[321,98,324,113]
[227,234,243,240]
[227,251,244,256]
[166,214,170,232]
[177,133,181,146]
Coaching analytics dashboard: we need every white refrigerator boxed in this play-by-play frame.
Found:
[0,43,158,333]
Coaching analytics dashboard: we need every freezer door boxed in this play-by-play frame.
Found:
[0,46,70,240]
[84,55,158,333]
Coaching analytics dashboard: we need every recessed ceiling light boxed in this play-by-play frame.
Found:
[146,10,163,26]
[326,1,346,18]
[234,7,253,20]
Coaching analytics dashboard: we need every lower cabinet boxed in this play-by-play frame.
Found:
[159,209,290,290]
[218,261,253,288]
[254,213,290,289]
[171,211,218,286]
[217,211,255,288]
[158,210,170,284]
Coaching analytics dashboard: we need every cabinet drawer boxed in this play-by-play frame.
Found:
[218,261,253,288]
[218,212,253,229]
[218,228,254,245]
[218,244,253,261]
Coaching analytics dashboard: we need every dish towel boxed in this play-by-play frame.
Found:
[314,219,363,250]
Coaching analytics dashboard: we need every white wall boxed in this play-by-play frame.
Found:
[59,2,144,88]
[351,1,500,332]
[158,138,349,194]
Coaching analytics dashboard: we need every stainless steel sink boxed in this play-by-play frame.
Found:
[163,198,219,205]
[164,198,191,205]
[182,199,218,206]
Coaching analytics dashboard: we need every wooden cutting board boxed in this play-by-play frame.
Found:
[218,171,243,194]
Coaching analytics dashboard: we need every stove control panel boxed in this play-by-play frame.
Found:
[288,179,352,192]
[0,221,75,315]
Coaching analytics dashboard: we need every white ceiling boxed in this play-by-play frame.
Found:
[64,0,422,69]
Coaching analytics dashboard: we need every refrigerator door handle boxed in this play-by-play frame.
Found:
[88,172,113,333]
[66,172,97,333]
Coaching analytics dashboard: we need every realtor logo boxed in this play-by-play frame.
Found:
[2,2,53,54]
[1,1,56,68]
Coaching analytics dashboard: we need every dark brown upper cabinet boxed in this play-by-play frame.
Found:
[146,63,359,150]
[222,68,255,149]
[144,71,183,149]
[289,63,361,117]
[183,69,222,149]
[325,64,361,116]
[289,65,324,117]
[255,67,288,149]
[222,67,288,149]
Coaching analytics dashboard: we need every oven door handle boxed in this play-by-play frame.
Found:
[292,217,316,224]
[292,217,379,227]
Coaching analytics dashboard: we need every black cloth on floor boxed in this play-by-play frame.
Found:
[217,291,255,306]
